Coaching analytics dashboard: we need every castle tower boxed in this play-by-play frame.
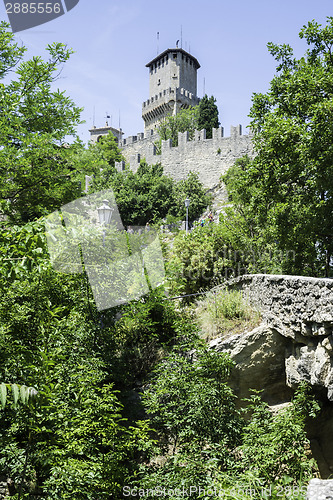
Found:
[142,48,200,134]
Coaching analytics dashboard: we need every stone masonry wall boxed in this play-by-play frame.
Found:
[222,274,333,340]
[218,273,333,400]
[117,125,254,189]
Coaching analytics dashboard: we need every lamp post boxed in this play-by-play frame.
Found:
[97,200,113,246]
[185,197,190,234]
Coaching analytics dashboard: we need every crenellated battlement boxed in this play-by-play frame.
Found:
[142,87,200,111]
[119,125,246,149]
[120,129,158,147]
[116,125,254,188]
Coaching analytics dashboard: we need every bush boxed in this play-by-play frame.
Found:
[132,383,319,499]
[141,346,242,455]
[239,384,320,484]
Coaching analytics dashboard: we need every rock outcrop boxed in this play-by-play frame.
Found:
[209,325,292,404]
[213,274,333,400]
[208,274,333,478]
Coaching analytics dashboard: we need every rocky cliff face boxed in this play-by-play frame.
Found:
[212,274,333,400]
[210,325,292,404]
[208,274,333,479]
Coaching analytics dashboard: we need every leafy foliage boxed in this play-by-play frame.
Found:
[156,95,219,149]
[198,94,220,138]
[0,17,326,500]
[89,152,211,226]
[135,357,318,498]
[223,18,333,277]
[239,385,320,483]
[156,106,199,149]
[142,346,242,453]
[0,22,83,223]
[165,222,250,296]
[0,383,37,410]
[0,261,158,498]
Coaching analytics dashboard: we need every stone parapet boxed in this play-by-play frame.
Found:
[219,274,333,339]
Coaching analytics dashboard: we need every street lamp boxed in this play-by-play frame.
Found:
[185,197,190,234]
[97,200,113,246]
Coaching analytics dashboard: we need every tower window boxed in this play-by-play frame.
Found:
[173,53,177,59]
[158,79,161,85]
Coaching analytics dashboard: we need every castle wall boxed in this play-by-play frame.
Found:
[118,130,158,171]
[117,125,254,189]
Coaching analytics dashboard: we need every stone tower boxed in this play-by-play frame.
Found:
[142,48,200,134]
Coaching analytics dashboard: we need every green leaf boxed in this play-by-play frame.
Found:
[20,384,28,405]
[11,383,19,408]
[0,383,7,409]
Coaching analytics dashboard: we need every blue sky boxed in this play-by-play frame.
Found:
[1,0,332,144]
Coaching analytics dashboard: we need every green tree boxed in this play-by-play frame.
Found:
[239,385,320,485]
[0,254,157,498]
[221,156,291,276]
[0,21,82,223]
[142,346,242,453]
[90,159,175,226]
[165,221,251,297]
[172,171,212,222]
[89,157,211,227]
[156,106,199,148]
[95,131,123,167]
[73,131,124,182]
[227,18,333,277]
[198,94,220,139]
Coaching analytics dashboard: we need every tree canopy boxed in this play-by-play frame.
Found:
[198,94,220,138]
[156,105,199,148]
[0,21,82,223]
[156,94,219,148]
[223,17,333,277]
